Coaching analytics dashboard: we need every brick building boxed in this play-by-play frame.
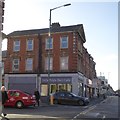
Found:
[0,0,4,32]
[0,0,5,60]
[0,0,5,113]
[0,0,5,84]
[4,23,97,98]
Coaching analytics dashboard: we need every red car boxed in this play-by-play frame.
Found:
[4,90,36,109]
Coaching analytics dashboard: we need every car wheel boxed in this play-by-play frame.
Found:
[16,101,24,109]
[78,100,84,106]
[53,99,58,104]
[84,102,89,106]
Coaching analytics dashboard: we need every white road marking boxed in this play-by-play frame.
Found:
[72,105,96,120]
[7,114,60,118]
[80,105,96,115]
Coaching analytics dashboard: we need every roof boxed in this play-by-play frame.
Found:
[7,24,86,43]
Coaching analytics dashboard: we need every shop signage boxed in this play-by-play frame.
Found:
[41,77,72,84]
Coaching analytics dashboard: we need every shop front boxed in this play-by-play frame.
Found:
[86,79,93,98]
[78,72,84,97]
[40,76,72,96]
[4,74,38,94]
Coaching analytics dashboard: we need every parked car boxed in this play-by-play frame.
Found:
[115,93,120,97]
[50,91,89,106]
[4,90,36,108]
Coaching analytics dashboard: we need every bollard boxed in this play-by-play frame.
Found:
[50,94,54,105]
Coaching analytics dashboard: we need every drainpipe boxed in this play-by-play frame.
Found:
[37,34,42,92]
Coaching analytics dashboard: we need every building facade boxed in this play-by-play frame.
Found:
[4,23,97,97]
[0,0,5,64]
[0,0,5,85]
[0,0,4,32]
[0,0,5,114]
[0,0,5,78]
[97,76,108,96]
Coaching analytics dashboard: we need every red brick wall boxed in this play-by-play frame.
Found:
[5,35,39,73]
[41,32,78,73]
[4,30,96,79]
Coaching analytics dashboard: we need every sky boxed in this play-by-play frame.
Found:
[2,0,118,91]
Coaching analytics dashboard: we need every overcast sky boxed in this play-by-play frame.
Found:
[2,0,118,90]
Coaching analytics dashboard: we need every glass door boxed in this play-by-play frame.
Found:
[50,84,56,93]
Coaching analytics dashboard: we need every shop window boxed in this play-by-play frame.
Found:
[41,85,48,96]
[67,84,72,92]
[58,84,66,91]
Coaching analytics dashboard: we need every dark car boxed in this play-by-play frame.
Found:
[51,91,89,106]
[115,93,120,97]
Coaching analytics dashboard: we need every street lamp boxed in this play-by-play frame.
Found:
[47,3,71,98]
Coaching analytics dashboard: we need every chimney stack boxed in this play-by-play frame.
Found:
[51,22,60,29]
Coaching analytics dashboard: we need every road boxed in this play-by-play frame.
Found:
[1,96,119,120]
[74,96,119,119]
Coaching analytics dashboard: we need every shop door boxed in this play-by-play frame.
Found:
[50,84,56,93]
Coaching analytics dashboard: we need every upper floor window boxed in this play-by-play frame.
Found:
[60,56,68,70]
[60,36,68,48]
[27,39,33,51]
[45,37,53,49]
[12,59,19,71]
[13,40,20,51]
[1,62,4,75]
[45,57,53,71]
[25,58,33,71]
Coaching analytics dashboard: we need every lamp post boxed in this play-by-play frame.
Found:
[47,3,71,98]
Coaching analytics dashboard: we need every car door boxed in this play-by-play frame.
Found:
[7,91,17,106]
[57,92,66,104]
[64,92,75,105]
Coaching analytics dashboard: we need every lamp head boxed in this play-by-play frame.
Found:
[64,3,71,7]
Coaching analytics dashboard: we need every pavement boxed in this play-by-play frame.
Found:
[0,96,111,120]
